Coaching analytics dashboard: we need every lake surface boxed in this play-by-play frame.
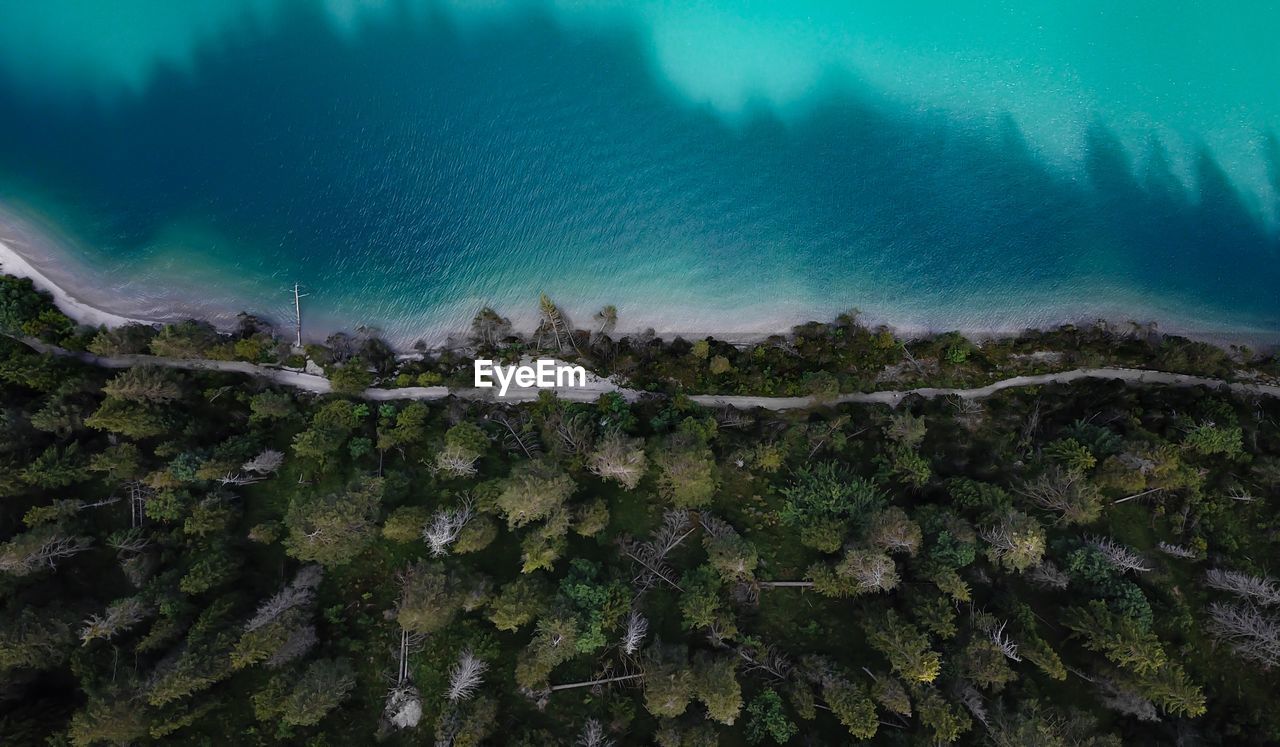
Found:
[0,1,1277,344]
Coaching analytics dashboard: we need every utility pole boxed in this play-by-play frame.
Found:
[292,283,309,349]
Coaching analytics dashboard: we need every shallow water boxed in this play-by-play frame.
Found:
[0,1,1276,344]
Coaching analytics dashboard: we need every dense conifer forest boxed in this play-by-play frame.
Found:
[1,275,1279,745]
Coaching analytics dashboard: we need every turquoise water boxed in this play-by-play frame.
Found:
[0,1,1277,343]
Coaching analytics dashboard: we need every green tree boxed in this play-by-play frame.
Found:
[149,320,222,358]
[1181,422,1243,458]
[882,443,932,488]
[0,607,73,672]
[960,637,1017,691]
[496,460,575,529]
[67,695,151,747]
[280,658,356,727]
[1044,437,1097,473]
[982,510,1046,572]
[248,390,296,422]
[30,391,86,436]
[0,275,71,341]
[21,443,88,488]
[744,690,797,744]
[679,566,732,634]
[382,505,429,543]
[702,517,759,583]
[89,442,144,482]
[824,679,878,740]
[572,498,610,537]
[1131,661,1206,717]
[454,514,498,553]
[692,653,742,725]
[291,399,362,472]
[863,611,941,683]
[644,646,696,719]
[557,559,628,654]
[653,434,717,508]
[916,688,972,743]
[487,575,550,631]
[328,359,374,395]
[88,323,156,356]
[395,560,481,635]
[178,545,240,594]
[145,602,237,706]
[1062,601,1165,676]
[102,366,183,403]
[283,476,383,567]
[514,613,580,689]
[85,398,169,439]
[780,462,884,552]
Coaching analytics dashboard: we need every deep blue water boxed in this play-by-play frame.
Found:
[0,2,1277,343]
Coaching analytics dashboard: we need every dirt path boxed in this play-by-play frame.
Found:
[20,338,1280,410]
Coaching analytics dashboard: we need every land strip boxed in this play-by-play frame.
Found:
[18,338,1280,411]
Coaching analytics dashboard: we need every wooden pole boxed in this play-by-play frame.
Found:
[292,283,309,348]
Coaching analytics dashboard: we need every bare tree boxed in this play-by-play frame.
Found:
[1226,485,1258,503]
[80,597,150,645]
[592,306,618,340]
[0,528,92,576]
[551,411,596,456]
[548,670,645,693]
[621,610,648,655]
[957,684,989,728]
[1157,541,1197,560]
[1205,569,1280,607]
[948,393,985,429]
[735,642,793,682]
[106,527,152,555]
[125,481,156,528]
[1018,467,1102,525]
[383,627,428,729]
[1027,561,1070,590]
[840,547,899,594]
[1095,677,1159,722]
[989,621,1021,662]
[267,624,318,668]
[470,307,513,348]
[491,412,541,460]
[424,500,476,557]
[243,449,285,474]
[535,294,580,355]
[624,509,694,593]
[1206,601,1280,667]
[587,431,647,490]
[868,507,922,556]
[578,718,614,747]
[384,683,423,730]
[714,407,754,430]
[1088,535,1150,574]
[447,650,489,701]
[247,565,323,632]
[219,472,264,487]
[435,443,481,478]
[1018,399,1043,454]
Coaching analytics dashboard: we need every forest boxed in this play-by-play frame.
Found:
[1,274,1279,745]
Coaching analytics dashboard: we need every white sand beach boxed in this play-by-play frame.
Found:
[0,236,153,329]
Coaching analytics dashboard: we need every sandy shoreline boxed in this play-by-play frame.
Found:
[0,237,154,329]
[1,205,1276,353]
